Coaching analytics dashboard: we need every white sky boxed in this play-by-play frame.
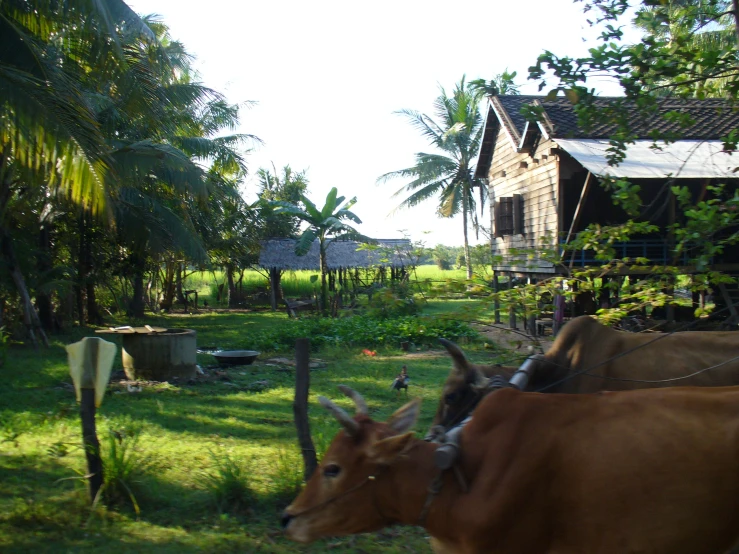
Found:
[129,0,633,247]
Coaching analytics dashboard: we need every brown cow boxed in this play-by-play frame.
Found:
[283,385,739,553]
[432,315,739,432]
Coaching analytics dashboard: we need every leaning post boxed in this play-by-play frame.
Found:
[294,338,318,480]
[67,337,117,503]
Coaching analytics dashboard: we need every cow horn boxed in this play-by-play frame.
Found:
[439,338,485,386]
[338,385,368,416]
[319,396,359,436]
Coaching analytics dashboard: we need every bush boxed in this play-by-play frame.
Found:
[101,427,152,515]
[199,450,256,515]
[267,447,304,505]
[248,314,477,352]
[366,284,421,319]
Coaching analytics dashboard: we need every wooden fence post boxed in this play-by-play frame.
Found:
[294,338,317,480]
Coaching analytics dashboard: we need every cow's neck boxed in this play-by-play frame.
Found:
[375,439,467,544]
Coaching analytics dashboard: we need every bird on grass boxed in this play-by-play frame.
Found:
[390,365,410,395]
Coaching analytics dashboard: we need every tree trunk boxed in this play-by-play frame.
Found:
[462,186,472,280]
[36,220,54,331]
[81,215,102,325]
[77,216,86,326]
[86,281,102,325]
[269,268,279,311]
[319,239,328,315]
[128,253,146,318]
[175,262,186,305]
[226,265,237,307]
[293,338,317,480]
[160,259,176,310]
[0,229,49,347]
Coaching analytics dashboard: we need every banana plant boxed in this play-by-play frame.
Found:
[273,187,373,314]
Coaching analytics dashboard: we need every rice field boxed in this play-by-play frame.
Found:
[184,264,472,306]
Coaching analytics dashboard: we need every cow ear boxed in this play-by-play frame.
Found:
[386,398,421,434]
[440,338,485,387]
[369,432,415,465]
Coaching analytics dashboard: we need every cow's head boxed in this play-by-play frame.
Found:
[429,338,517,437]
[282,386,421,543]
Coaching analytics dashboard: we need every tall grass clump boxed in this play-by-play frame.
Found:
[100,428,152,515]
[199,450,256,515]
[267,447,304,505]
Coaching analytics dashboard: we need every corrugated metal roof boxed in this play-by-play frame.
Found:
[556,139,739,178]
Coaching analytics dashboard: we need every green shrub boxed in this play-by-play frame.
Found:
[266,447,304,505]
[366,284,421,319]
[248,314,477,351]
[101,428,152,515]
[199,450,256,515]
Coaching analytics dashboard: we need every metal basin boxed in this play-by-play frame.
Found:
[212,350,260,366]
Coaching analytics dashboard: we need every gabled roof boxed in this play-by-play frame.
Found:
[258,238,413,270]
[476,95,739,178]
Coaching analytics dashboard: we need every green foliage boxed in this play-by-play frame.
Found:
[366,284,422,319]
[529,0,738,159]
[199,450,256,515]
[378,76,486,278]
[255,164,310,239]
[101,427,152,515]
[273,187,374,314]
[672,183,739,271]
[248,313,477,351]
[266,447,305,505]
[470,69,522,98]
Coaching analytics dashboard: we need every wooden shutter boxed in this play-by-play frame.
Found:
[494,200,502,238]
[513,194,524,235]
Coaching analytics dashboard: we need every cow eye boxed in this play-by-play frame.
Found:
[323,463,341,478]
[445,391,458,404]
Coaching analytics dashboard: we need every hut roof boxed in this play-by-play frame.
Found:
[258,238,414,270]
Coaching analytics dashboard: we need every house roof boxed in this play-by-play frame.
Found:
[476,95,739,178]
[258,238,414,271]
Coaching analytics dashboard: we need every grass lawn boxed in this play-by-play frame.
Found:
[0,301,507,552]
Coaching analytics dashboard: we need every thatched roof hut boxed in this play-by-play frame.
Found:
[258,238,413,270]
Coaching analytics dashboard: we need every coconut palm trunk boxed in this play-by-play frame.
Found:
[319,237,329,314]
[377,77,486,274]
[462,186,473,280]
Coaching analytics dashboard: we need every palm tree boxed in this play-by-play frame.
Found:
[378,77,485,279]
[633,0,737,97]
[273,188,372,314]
[97,18,255,317]
[0,0,155,344]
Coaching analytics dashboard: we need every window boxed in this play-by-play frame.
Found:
[494,194,523,237]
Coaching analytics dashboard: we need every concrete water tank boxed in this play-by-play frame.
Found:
[96,326,198,381]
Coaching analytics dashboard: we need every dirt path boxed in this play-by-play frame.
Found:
[472,322,555,354]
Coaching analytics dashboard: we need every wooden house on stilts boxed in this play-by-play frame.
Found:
[476,96,739,328]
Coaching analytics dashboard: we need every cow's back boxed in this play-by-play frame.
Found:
[454,387,739,553]
[543,317,739,393]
